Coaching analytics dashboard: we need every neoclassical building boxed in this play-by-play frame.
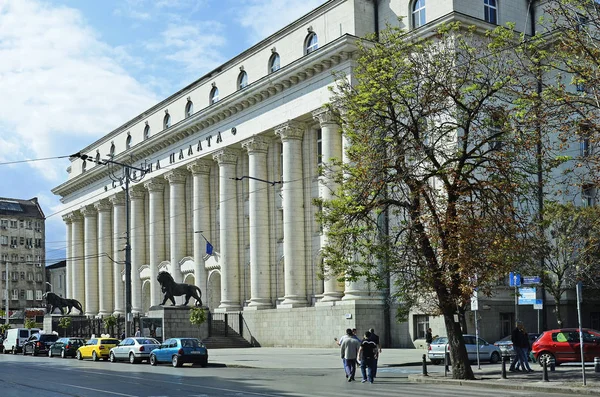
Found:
[53,0,552,347]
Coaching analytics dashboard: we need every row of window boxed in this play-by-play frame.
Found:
[2,289,44,301]
[2,271,44,282]
[83,33,320,172]
[0,219,42,230]
[412,0,497,28]
[0,254,42,264]
[0,236,42,248]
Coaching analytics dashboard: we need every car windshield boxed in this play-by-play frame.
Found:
[180,339,202,347]
[41,335,59,341]
[431,337,448,344]
[101,339,119,345]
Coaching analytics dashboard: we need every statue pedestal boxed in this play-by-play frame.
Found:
[147,306,208,341]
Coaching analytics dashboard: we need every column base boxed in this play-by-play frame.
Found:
[320,292,344,302]
[98,310,112,317]
[278,296,308,308]
[112,310,125,317]
[246,299,273,310]
[215,301,242,312]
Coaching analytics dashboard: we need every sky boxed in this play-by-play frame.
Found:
[0,0,326,265]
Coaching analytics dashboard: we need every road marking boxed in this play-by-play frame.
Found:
[63,383,138,397]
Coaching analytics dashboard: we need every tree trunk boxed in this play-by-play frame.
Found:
[443,310,475,380]
[553,296,563,328]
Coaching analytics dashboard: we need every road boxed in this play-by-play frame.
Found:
[0,355,577,397]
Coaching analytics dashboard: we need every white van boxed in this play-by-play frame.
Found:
[3,328,40,354]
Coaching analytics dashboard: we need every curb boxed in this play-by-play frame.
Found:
[408,374,600,396]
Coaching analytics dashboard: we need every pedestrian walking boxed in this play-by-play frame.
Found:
[509,321,532,372]
[369,328,381,378]
[340,328,361,382]
[425,328,433,348]
[359,331,378,383]
[134,327,141,337]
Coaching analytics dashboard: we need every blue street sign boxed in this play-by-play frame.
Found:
[509,272,518,286]
[518,287,537,305]
[523,276,541,285]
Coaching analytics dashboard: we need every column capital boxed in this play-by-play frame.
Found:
[143,178,164,193]
[164,169,188,185]
[66,211,83,222]
[62,214,72,224]
[130,185,147,199]
[213,148,239,165]
[275,120,305,141]
[80,205,97,217]
[94,199,112,213]
[187,159,212,175]
[241,136,270,154]
[109,192,126,206]
[312,107,339,127]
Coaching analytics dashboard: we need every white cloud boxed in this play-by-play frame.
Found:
[235,0,327,44]
[0,0,158,182]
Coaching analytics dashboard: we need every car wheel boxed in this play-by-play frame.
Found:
[172,355,182,368]
[490,352,500,364]
[22,346,27,355]
[76,351,83,360]
[110,352,116,363]
[61,349,66,359]
[150,354,157,366]
[33,349,38,357]
[92,351,99,362]
[200,358,208,368]
[48,349,53,358]
[430,359,441,365]
[129,353,137,364]
[537,352,556,367]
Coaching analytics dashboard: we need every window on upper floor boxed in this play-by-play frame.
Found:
[185,100,193,118]
[126,134,132,150]
[305,32,318,54]
[36,290,42,301]
[484,0,497,24]
[210,87,219,105]
[110,143,116,158]
[269,53,281,74]
[144,124,150,140]
[488,109,506,151]
[580,122,592,157]
[582,184,596,207]
[163,113,171,129]
[412,0,426,28]
[238,71,248,90]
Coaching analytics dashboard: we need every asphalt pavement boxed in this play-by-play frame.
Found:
[209,347,600,395]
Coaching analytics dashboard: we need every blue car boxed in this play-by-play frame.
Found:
[149,338,208,368]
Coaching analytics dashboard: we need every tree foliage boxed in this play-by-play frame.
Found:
[321,23,540,379]
[58,317,71,337]
[24,318,37,329]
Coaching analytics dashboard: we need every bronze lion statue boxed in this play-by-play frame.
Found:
[157,271,203,307]
[43,292,84,315]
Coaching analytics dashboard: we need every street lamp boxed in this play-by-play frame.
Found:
[74,152,149,337]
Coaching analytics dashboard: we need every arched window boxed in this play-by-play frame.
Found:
[109,143,115,158]
[269,53,280,74]
[144,124,150,140]
[82,159,87,173]
[210,87,219,104]
[305,32,318,54]
[412,0,426,28]
[163,113,171,129]
[126,134,132,150]
[238,71,248,90]
[185,101,193,118]
[484,0,497,24]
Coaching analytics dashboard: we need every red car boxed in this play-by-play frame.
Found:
[531,328,600,366]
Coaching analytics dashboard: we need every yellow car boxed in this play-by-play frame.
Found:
[76,337,120,361]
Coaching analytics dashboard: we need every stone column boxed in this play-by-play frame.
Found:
[81,205,98,316]
[144,179,166,307]
[62,215,72,299]
[109,193,125,316]
[213,149,241,311]
[275,121,308,307]
[313,108,344,302]
[70,211,84,308]
[187,160,212,301]
[95,200,113,316]
[164,170,188,289]
[241,136,272,309]
[129,185,146,314]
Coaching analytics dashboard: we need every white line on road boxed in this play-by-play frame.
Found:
[63,383,138,397]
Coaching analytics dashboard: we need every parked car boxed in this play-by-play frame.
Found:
[22,333,59,356]
[428,335,501,365]
[532,328,600,366]
[3,328,40,354]
[76,337,120,361]
[493,333,541,359]
[149,338,208,368]
[48,337,86,358]
[109,337,160,364]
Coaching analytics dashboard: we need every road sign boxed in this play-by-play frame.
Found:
[523,276,541,285]
[533,299,543,310]
[471,290,478,311]
[518,287,537,305]
[509,272,521,287]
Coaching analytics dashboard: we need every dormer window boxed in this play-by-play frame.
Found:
[144,124,150,140]
[210,87,219,104]
[126,134,132,150]
[238,71,248,90]
[163,113,171,129]
[305,32,318,54]
[185,101,193,118]
[412,0,426,28]
[269,53,280,74]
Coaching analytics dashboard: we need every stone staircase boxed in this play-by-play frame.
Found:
[202,318,254,349]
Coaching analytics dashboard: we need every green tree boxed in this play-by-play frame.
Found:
[321,23,539,379]
[58,317,72,337]
[24,318,37,329]
[0,323,11,336]
[189,307,207,339]
[103,315,117,336]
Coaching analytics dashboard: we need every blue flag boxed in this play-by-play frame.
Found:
[206,241,213,255]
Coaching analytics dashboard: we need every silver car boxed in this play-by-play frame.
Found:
[428,335,501,365]
[109,337,160,364]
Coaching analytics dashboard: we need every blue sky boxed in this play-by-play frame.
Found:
[0,0,326,265]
